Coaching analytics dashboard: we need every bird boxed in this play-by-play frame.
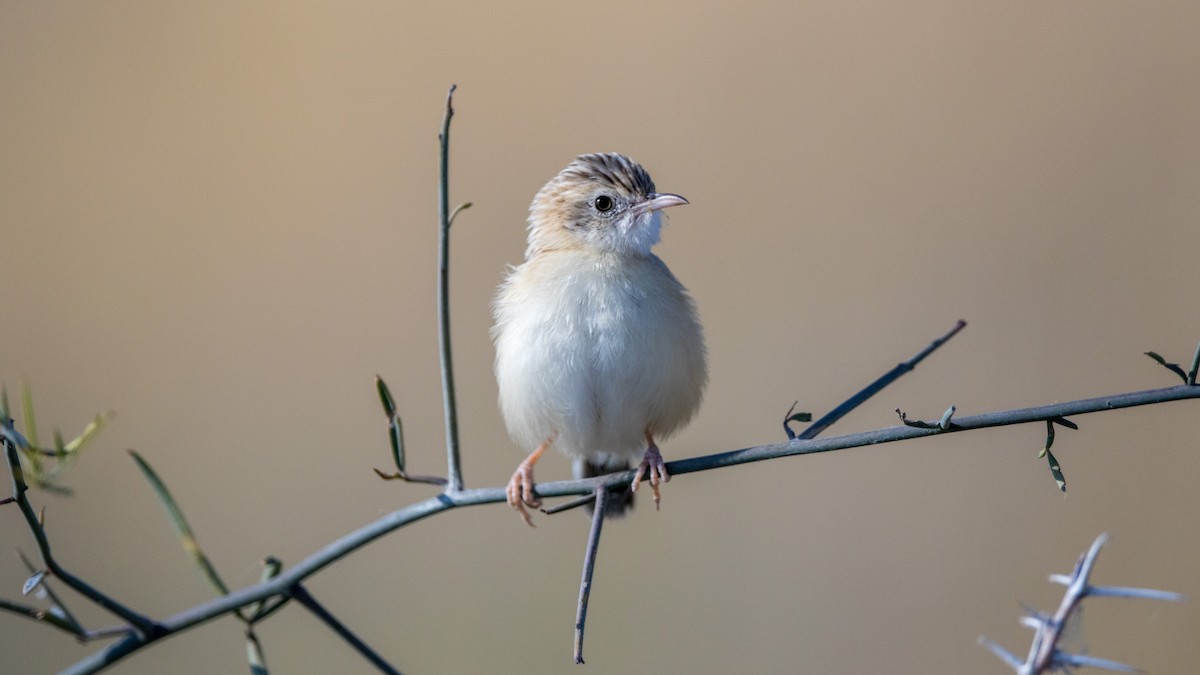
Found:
[492,152,707,526]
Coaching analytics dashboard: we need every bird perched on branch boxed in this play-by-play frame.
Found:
[493,153,707,526]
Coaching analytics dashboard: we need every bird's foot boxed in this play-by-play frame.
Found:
[506,462,541,528]
[631,444,670,510]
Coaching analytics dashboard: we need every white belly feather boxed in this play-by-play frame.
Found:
[492,250,706,467]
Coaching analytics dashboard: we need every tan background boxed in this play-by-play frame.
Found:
[2,2,1198,673]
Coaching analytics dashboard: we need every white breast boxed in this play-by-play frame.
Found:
[492,250,706,467]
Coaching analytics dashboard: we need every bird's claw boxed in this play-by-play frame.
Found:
[632,445,670,510]
[506,463,541,527]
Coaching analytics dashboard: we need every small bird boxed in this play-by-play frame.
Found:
[492,153,707,526]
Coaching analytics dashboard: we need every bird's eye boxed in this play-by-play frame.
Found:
[594,195,615,213]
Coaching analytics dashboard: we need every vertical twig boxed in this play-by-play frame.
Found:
[574,487,608,665]
[437,84,464,492]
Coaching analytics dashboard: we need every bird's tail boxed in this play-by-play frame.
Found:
[573,459,634,518]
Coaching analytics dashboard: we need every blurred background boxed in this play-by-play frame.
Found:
[2,2,1198,673]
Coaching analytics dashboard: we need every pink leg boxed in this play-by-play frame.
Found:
[506,440,550,527]
[631,432,670,510]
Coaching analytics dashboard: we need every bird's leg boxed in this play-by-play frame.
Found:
[507,439,550,527]
[632,431,670,510]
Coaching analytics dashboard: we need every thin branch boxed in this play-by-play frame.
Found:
[574,488,607,665]
[0,597,80,635]
[60,381,1200,673]
[437,83,464,492]
[291,585,401,675]
[540,493,596,515]
[2,431,161,638]
[796,319,966,440]
[18,548,84,634]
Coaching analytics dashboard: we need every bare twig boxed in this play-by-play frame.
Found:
[980,533,1184,674]
[2,426,161,639]
[291,585,401,675]
[574,488,608,665]
[540,493,597,515]
[437,83,465,493]
[792,319,967,440]
[371,468,448,486]
[18,548,84,634]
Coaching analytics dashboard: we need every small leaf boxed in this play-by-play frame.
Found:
[16,548,82,632]
[1040,419,1055,458]
[782,401,813,440]
[20,381,39,452]
[387,417,405,475]
[375,375,396,417]
[259,556,282,582]
[129,450,230,596]
[448,201,473,228]
[22,570,46,595]
[18,382,42,475]
[64,413,110,454]
[1144,351,1188,382]
[895,408,935,429]
[1188,339,1200,386]
[376,376,405,473]
[247,556,284,622]
[246,628,269,674]
[1045,447,1066,492]
[1052,416,1079,430]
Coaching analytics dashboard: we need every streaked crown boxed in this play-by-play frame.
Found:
[525,153,686,258]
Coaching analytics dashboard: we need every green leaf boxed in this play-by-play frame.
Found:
[1051,416,1079,430]
[387,417,405,475]
[377,377,405,474]
[64,413,110,454]
[375,375,396,417]
[786,412,812,423]
[1144,351,1188,382]
[19,382,39,452]
[246,628,269,674]
[128,450,230,597]
[19,382,42,474]
[1189,339,1200,386]
[1040,419,1055,458]
[247,557,283,622]
[1044,447,1066,492]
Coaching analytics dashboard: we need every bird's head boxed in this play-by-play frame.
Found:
[526,153,688,257]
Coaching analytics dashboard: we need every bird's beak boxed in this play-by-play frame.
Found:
[632,192,689,216]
